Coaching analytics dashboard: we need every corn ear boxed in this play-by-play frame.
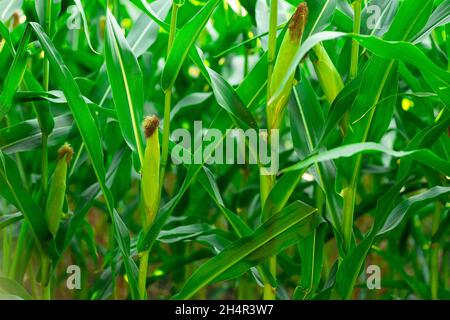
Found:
[45,142,73,237]
[141,116,160,229]
[311,44,344,104]
[268,3,308,130]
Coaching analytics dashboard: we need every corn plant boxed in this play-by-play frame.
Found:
[0,0,449,301]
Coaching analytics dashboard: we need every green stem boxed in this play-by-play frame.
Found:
[40,0,52,298]
[10,221,29,280]
[138,250,150,299]
[446,24,450,71]
[159,2,179,200]
[430,202,442,300]
[43,282,51,300]
[41,0,51,195]
[139,2,180,300]
[113,0,119,18]
[266,0,278,109]
[28,263,39,300]
[350,0,362,79]
[342,185,356,253]
[2,228,11,276]
[41,255,51,300]
[342,146,364,254]
[41,133,48,195]
[444,250,449,291]
[261,0,278,301]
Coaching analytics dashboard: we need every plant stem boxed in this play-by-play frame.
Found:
[28,262,39,299]
[43,281,51,300]
[444,250,449,292]
[261,0,278,300]
[342,146,364,254]
[138,250,150,299]
[41,133,48,195]
[342,186,356,253]
[350,0,362,80]
[430,202,442,299]
[42,0,52,297]
[139,2,179,300]
[10,221,29,280]
[41,255,51,300]
[2,228,11,276]
[41,0,52,197]
[447,24,450,71]
[159,2,179,200]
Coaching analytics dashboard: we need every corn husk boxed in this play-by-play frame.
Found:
[268,3,308,130]
[141,116,160,228]
[311,44,344,104]
[45,142,73,237]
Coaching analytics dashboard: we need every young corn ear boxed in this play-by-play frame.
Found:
[45,142,73,237]
[268,3,308,130]
[141,116,160,229]
[311,44,344,104]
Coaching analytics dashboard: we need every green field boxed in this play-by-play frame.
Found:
[0,0,449,300]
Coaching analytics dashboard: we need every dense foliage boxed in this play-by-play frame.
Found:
[0,0,449,300]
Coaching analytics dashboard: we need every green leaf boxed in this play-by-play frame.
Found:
[129,0,169,30]
[74,0,100,55]
[215,218,324,284]
[0,277,32,300]
[172,201,319,300]
[337,0,435,186]
[0,20,15,53]
[127,0,171,57]
[161,0,221,91]
[378,186,450,236]
[287,80,343,234]
[304,0,337,38]
[105,10,145,165]
[14,89,116,117]
[336,112,450,299]
[0,152,56,259]
[0,26,30,121]
[0,212,23,231]
[374,248,430,299]
[352,35,450,106]
[283,142,450,177]
[22,72,55,135]
[294,223,327,300]
[206,67,258,130]
[60,147,128,253]
[0,113,72,154]
[137,51,272,253]
[413,1,450,43]
[29,22,140,299]
[35,0,61,36]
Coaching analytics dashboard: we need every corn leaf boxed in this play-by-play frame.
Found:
[172,201,320,300]
[161,0,221,91]
[105,10,145,164]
